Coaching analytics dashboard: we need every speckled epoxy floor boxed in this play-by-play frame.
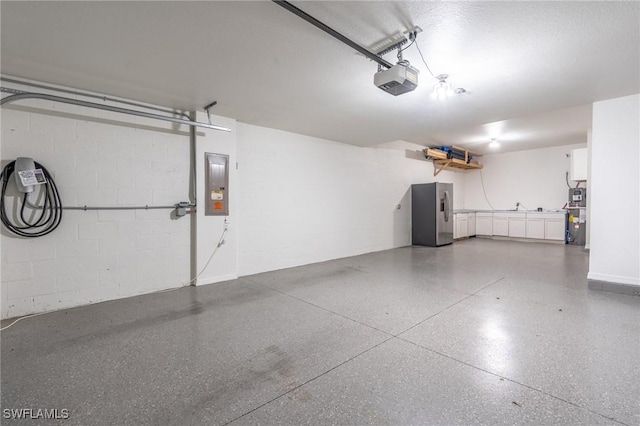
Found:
[2,239,639,425]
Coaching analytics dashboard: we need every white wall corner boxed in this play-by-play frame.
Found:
[588,94,640,288]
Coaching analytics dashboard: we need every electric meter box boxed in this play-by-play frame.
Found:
[204,153,229,216]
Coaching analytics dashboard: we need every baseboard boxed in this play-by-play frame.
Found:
[588,279,640,296]
[196,274,238,286]
[588,272,639,286]
[475,235,564,244]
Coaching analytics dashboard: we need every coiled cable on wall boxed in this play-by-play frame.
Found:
[479,169,496,210]
[0,160,63,237]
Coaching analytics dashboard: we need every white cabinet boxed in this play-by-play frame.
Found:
[493,212,526,237]
[453,214,458,239]
[459,214,468,238]
[468,213,476,236]
[526,218,545,239]
[476,213,493,236]
[508,215,526,238]
[454,213,468,239]
[468,211,566,242]
[526,212,566,241]
[492,213,509,236]
[545,218,565,241]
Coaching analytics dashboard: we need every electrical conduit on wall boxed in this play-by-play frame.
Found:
[0,80,236,319]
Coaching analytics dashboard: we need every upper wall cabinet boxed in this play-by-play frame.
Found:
[570,148,588,181]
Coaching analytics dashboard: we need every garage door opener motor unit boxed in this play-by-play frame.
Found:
[374,61,419,96]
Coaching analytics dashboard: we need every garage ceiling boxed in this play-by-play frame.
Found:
[1,1,638,153]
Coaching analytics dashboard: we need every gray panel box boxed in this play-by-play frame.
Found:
[204,153,229,216]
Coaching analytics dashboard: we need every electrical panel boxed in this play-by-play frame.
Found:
[204,153,229,216]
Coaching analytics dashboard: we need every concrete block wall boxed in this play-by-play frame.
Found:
[1,88,193,318]
[1,79,469,318]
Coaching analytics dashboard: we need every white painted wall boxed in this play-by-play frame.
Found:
[586,130,592,249]
[1,78,469,318]
[193,112,238,286]
[236,124,465,276]
[588,94,639,287]
[464,143,587,211]
[0,82,235,318]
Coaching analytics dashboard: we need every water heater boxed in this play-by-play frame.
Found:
[566,187,586,246]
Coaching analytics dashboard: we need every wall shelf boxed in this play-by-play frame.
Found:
[424,146,483,176]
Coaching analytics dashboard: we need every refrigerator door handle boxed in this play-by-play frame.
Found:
[443,190,450,222]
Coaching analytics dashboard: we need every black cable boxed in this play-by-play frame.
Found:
[398,34,416,55]
[0,160,63,237]
[414,40,435,77]
[20,192,48,229]
[479,169,495,210]
[566,229,576,243]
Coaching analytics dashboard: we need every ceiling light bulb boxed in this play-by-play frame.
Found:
[432,83,441,99]
[433,74,453,100]
[446,85,454,97]
[489,138,500,149]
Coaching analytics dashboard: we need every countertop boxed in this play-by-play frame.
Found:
[453,209,565,214]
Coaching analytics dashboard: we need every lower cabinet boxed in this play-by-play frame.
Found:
[492,216,509,236]
[469,211,566,242]
[476,213,493,236]
[508,216,526,237]
[454,213,469,239]
[453,214,458,239]
[527,213,566,241]
[526,218,546,239]
[468,213,476,236]
[545,219,565,241]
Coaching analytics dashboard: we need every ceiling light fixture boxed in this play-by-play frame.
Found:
[432,74,466,100]
[432,74,453,99]
[489,138,500,149]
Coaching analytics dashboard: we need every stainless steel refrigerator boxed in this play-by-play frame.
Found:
[411,182,453,247]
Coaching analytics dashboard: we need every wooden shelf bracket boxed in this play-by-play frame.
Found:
[424,146,483,176]
[433,159,453,176]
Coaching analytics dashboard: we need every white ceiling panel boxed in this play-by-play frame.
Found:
[1,1,638,152]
